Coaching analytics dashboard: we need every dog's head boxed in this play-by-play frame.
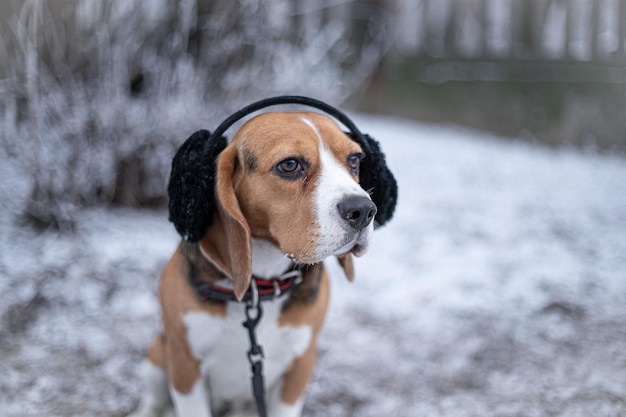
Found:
[168,97,397,299]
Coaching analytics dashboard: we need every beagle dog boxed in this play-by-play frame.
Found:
[129,97,396,417]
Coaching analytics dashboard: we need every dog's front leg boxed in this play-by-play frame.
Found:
[267,345,317,417]
[170,380,212,417]
[166,340,213,417]
[127,335,170,417]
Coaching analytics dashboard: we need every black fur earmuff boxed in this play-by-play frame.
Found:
[348,132,398,228]
[167,129,227,241]
[168,96,397,242]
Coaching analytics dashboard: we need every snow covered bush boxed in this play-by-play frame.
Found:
[0,0,392,229]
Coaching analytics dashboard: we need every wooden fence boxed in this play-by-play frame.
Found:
[394,0,626,62]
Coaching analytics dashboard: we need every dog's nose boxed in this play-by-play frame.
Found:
[337,196,377,230]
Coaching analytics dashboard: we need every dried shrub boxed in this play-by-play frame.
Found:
[0,0,392,229]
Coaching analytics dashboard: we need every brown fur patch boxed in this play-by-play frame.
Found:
[157,244,227,394]
[337,253,355,281]
[197,144,253,300]
[232,113,320,259]
[147,333,166,370]
[281,264,324,311]
[280,343,318,405]
[242,146,258,172]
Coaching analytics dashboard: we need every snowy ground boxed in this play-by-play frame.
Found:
[1,115,625,416]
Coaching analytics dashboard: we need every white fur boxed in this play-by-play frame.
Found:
[127,360,170,417]
[268,380,305,417]
[300,116,374,261]
[251,238,293,277]
[171,378,212,417]
[181,300,312,413]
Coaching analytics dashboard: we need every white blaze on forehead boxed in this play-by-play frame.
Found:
[299,116,364,197]
[299,116,323,142]
[300,116,371,260]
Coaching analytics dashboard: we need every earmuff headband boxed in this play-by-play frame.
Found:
[168,95,397,242]
[209,95,373,154]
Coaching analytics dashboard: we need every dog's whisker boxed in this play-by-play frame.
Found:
[298,241,315,261]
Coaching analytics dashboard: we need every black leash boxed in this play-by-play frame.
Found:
[243,283,268,417]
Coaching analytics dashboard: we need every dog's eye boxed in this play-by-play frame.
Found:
[274,158,307,180]
[347,153,363,175]
[279,159,299,172]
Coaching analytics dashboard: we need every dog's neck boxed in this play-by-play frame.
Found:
[250,238,293,278]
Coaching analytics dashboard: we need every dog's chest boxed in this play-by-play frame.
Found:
[183,300,312,401]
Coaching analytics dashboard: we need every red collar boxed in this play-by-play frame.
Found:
[190,269,303,305]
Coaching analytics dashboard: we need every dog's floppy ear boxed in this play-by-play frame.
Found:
[349,133,398,228]
[198,145,252,301]
[168,130,228,242]
[337,254,354,281]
